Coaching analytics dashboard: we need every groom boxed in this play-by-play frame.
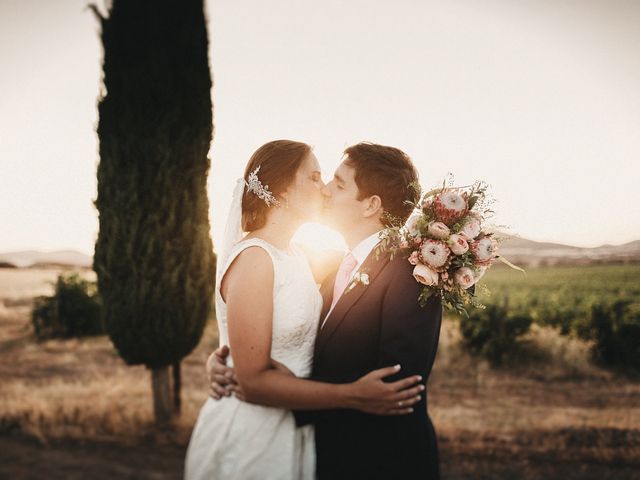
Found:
[210,143,443,479]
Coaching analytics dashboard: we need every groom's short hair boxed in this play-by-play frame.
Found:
[344,142,419,227]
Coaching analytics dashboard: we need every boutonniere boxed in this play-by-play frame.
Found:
[345,269,370,294]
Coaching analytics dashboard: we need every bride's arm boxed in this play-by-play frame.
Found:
[221,247,423,414]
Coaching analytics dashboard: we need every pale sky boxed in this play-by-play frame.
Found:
[1,0,639,255]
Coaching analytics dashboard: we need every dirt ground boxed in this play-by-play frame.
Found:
[2,432,639,480]
[1,287,639,479]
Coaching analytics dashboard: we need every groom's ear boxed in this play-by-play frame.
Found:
[362,195,383,218]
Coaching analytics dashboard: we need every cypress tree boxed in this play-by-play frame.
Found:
[91,0,215,424]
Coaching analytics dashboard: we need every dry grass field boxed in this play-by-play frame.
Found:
[1,268,639,479]
[0,268,96,301]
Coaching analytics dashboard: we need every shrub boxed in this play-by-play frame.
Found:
[459,299,532,366]
[32,274,104,339]
[579,300,640,371]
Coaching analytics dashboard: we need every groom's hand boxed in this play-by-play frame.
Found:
[207,345,241,400]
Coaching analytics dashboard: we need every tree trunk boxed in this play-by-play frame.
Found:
[151,366,172,425]
[172,361,181,414]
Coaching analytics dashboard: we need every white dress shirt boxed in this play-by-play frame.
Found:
[321,230,383,328]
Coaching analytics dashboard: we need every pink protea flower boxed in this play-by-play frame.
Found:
[433,190,468,225]
[427,221,450,240]
[447,233,469,255]
[408,251,420,265]
[413,264,439,286]
[420,239,451,269]
[453,267,475,288]
[471,236,497,264]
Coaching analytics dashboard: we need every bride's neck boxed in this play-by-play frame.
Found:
[248,208,301,250]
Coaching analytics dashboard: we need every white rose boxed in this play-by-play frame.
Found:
[453,267,476,288]
[404,211,423,237]
[447,233,469,255]
[413,264,439,286]
[454,267,475,288]
[427,221,450,240]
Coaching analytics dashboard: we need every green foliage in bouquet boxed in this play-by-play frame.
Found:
[32,274,103,340]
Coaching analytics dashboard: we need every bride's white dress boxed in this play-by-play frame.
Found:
[185,238,322,480]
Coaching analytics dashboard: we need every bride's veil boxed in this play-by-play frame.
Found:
[216,178,245,287]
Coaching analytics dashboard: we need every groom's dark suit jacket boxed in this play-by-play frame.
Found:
[294,246,443,480]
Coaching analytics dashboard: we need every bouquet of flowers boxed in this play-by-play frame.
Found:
[378,178,523,317]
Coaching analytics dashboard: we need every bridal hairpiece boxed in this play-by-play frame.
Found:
[245,165,280,207]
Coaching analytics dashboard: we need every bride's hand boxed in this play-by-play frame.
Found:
[347,365,424,415]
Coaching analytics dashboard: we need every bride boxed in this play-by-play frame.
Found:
[184,140,423,479]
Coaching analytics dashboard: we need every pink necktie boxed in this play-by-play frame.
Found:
[330,252,358,311]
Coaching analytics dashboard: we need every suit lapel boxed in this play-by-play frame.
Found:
[317,269,337,336]
[315,246,391,357]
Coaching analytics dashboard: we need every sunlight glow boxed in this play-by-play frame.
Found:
[293,223,347,252]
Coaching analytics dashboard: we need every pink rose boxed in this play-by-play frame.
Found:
[453,267,475,288]
[420,239,451,269]
[447,234,469,255]
[413,264,439,286]
[408,251,420,265]
[459,217,481,240]
[427,221,450,240]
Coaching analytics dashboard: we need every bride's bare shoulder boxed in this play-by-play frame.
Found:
[220,246,274,300]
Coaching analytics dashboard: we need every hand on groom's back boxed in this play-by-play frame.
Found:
[207,346,294,400]
[207,345,241,400]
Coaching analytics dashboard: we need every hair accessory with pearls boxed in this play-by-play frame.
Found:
[245,165,280,207]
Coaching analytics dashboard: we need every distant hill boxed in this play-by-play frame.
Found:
[497,236,640,266]
[0,250,92,269]
[1,238,638,269]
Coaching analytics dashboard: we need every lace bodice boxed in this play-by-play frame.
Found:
[215,238,322,378]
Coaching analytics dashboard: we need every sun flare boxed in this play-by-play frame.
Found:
[293,223,347,252]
